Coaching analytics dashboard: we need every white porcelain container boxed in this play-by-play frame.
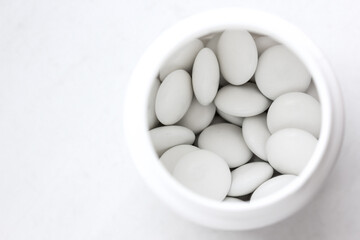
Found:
[123,8,344,230]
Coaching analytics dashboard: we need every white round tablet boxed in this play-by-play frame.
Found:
[149,126,195,156]
[255,45,311,100]
[217,110,244,126]
[155,70,193,125]
[147,78,160,129]
[198,123,252,168]
[214,83,271,117]
[177,98,216,134]
[160,145,198,173]
[242,113,271,160]
[159,39,204,80]
[266,128,318,175]
[192,48,220,105]
[251,175,297,201]
[267,92,321,138]
[173,150,231,201]
[217,30,258,85]
[228,162,273,197]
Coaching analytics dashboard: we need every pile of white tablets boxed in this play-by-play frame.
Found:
[148,30,321,202]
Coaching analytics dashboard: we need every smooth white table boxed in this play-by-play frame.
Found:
[0,0,359,239]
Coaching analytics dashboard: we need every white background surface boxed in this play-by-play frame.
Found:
[0,0,359,239]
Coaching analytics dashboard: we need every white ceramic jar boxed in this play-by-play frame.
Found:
[123,8,344,230]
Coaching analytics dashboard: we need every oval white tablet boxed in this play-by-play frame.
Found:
[177,98,216,134]
[198,123,252,168]
[266,128,318,175]
[251,175,297,201]
[148,78,160,129]
[306,80,319,101]
[159,39,204,80]
[173,149,231,201]
[214,83,271,117]
[160,145,198,173]
[223,197,243,203]
[255,45,311,100]
[217,110,243,126]
[242,113,271,160]
[228,162,273,197]
[149,126,195,156]
[254,36,278,55]
[192,48,220,105]
[217,30,258,85]
[155,70,193,125]
[267,92,321,138]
